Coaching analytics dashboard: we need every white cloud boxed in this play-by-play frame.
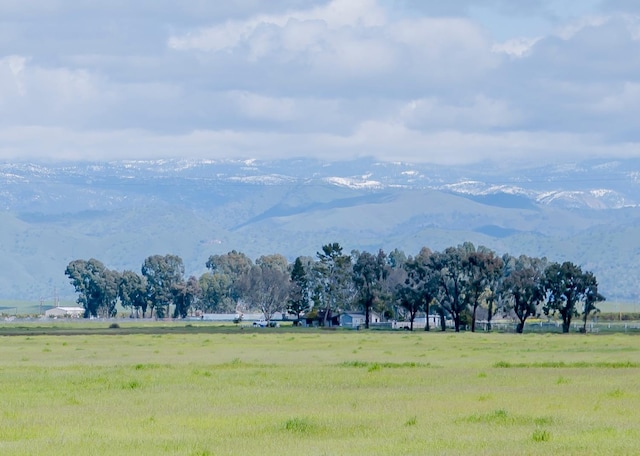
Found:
[398,95,521,130]
[168,0,386,53]
[0,0,639,164]
[492,37,541,57]
[229,91,297,122]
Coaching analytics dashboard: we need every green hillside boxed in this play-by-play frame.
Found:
[1,184,639,303]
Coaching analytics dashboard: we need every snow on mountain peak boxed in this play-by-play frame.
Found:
[324,177,383,189]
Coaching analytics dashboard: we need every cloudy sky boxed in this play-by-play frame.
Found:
[0,0,638,165]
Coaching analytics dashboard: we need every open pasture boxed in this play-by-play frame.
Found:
[1,327,639,455]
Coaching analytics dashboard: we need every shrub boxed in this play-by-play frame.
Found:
[532,429,550,442]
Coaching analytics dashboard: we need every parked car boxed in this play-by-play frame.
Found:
[253,320,280,328]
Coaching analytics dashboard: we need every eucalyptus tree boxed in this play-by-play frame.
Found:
[542,261,599,333]
[118,270,148,318]
[387,248,408,269]
[398,247,440,331]
[394,279,422,330]
[352,249,389,329]
[238,262,290,322]
[500,255,546,333]
[256,253,289,273]
[198,272,235,313]
[315,242,353,325]
[581,271,605,333]
[172,275,201,318]
[142,254,185,318]
[204,250,253,312]
[65,258,119,318]
[431,245,470,332]
[394,248,433,331]
[464,246,504,332]
[287,256,311,323]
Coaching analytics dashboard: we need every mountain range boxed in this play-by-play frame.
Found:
[1,157,639,303]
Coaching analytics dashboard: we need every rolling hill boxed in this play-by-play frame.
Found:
[0,157,638,303]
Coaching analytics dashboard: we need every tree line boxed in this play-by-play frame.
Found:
[65,241,605,333]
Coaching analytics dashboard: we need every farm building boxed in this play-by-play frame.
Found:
[392,315,442,330]
[198,312,289,322]
[45,306,85,318]
[303,309,340,327]
[339,312,382,329]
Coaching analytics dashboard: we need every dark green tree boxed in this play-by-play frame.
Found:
[352,249,389,329]
[387,248,407,269]
[581,271,605,333]
[431,246,470,332]
[464,246,504,332]
[501,255,546,333]
[394,265,422,331]
[315,242,353,325]
[172,275,201,318]
[205,250,253,312]
[118,270,148,318]
[542,261,594,333]
[142,254,185,319]
[65,259,119,318]
[287,257,311,323]
[393,248,435,331]
[198,272,235,313]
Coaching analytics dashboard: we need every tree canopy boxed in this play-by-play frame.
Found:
[66,242,604,333]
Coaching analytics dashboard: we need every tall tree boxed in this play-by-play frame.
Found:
[464,246,504,332]
[581,271,605,333]
[287,256,311,323]
[387,248,407,269]
[118,270,148,318]
[256,254,289,273]
[352,249,389,329]
[432,246,469,332]
[398,248,439,331]
[417,248,440,331]
[142,254,185,318]
[198,272,235,313]
[238,263,290,322]
[394,263,422,331]
[542,261,591,333]
[500,255,546,333]
[65,259,119,318]
[315,242,353,325]
[172,275,201,318]
[205,250,253,312]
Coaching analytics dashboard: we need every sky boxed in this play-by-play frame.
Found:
[0,0,638,165]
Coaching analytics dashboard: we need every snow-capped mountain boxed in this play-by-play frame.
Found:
[0,157,639,303]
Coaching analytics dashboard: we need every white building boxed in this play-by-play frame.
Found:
[45,307,85,318]
[339,312,382,329]
[393,315,442,330]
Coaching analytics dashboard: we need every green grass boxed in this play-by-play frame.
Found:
[1,328,639,455]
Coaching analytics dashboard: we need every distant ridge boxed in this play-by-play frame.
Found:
[0,157,639,302]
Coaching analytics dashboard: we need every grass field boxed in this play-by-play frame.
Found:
[1,325,639,455]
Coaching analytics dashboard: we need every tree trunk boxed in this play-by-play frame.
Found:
[516,320,524,334]
[471,304,478,332]
[439,308,446,332]
[562,315,571,333]
[424,301,430,332]
[454,313,461,332]
[365,297,370,329]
